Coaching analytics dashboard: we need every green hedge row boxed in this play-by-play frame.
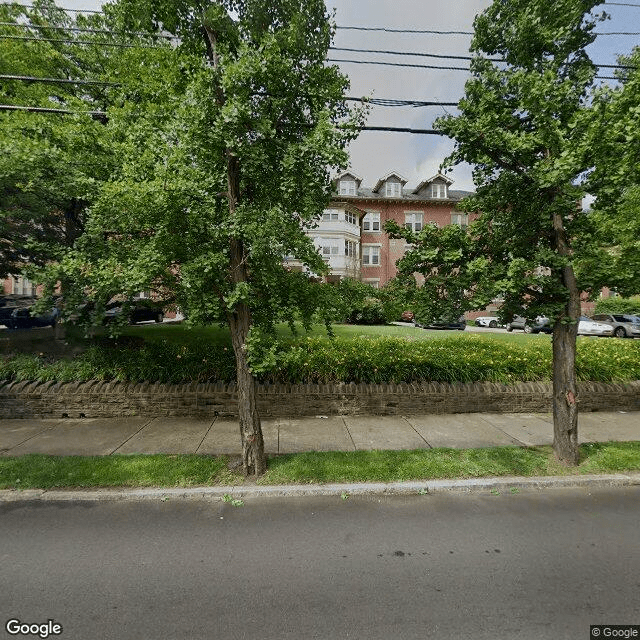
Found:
[2,335,640,385]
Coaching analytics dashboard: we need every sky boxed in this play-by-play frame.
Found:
[12,0,640,192]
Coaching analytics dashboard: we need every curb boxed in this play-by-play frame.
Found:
[2,473,639,503]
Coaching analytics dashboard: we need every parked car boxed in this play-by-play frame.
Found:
[104,300,164,325]
[0,305,18,327]
[505,315,552,334]
[414,315,466,330]
[474,316,502,328]
[577,316,614,337]
[7,306,59,329]
[590,313,640,338]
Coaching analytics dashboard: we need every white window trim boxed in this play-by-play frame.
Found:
[385,181,402,198]
[362,211,381,232]
[362,245,381,266]
[404,212,423,232]
[339,180,356,196]
[430,183,447,199]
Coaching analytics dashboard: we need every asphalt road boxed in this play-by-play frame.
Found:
[2,487,639,640]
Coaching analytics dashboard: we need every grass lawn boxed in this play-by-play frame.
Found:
[119,320,547,345]
[1,441,639,490]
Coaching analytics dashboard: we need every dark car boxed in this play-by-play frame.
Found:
[7,306,59,329]
[414,315,466,331]
[0,305,18,327]
[505,315,552,334]
[104,301,164,325]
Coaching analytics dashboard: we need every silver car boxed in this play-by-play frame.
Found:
[591,313,640,339]
[577,316,614,337]
[505,315,551,334]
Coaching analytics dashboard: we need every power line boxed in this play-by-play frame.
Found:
[330,46,636,70]
[0,73,118,85]
[329,58,620,80]
[4,3,103,13]
[0,103,105,116]
[604,2,640,6]
[0,34,163,48]
[1,27,633,69]
[0,103,448,134]
[328,58,471,72]
[3,5,638,36]
[0,21,176,39]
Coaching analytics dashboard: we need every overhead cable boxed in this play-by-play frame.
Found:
[0,21,176,39]
[0,34,164,47]
[0,74,118,85]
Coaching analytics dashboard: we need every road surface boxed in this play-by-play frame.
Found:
[1,486,639,639]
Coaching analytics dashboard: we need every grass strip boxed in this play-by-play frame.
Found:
[1,442,639,490]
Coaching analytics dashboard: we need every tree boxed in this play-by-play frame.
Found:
[583,47,640,298]
[0,1,117,280]
[48,0,362,475]
[386,0,613,465]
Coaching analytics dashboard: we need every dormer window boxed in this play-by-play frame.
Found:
[385,181,402,198]
[339,180,356,196]
[431,183,447,199]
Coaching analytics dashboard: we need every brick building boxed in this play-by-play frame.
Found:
[308,169,474,288]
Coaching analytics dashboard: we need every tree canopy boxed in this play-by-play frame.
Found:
[385,0,632,465]
[0,1,119,279]
[40,0,363,474]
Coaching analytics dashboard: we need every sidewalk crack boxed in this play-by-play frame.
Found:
[109,418,155,455]
[195,416,217,454]
[341,416,356,451]
[402,416,432,448]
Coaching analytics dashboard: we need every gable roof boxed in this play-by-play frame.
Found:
[333,170,363,187]
[412,172,454,194]
[372,172,408,194]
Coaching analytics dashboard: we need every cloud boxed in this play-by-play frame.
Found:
[328,0,491,191]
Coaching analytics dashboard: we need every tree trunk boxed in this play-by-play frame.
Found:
[551,319,579,465]
[229,304,266,476]
[551,209,581,465]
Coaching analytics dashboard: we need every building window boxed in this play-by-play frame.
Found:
[345,211,357,225]
[363,279,380,289]
[451,212,469,229]
[339,180,356,196]
[323,209,340,221]
[344,240,357,258]
[362,246,380,266]
[12,275,36,296]
[385,181,402,198]
[431,183,447,199]
[362,212,380,232]
[404,212,423,232]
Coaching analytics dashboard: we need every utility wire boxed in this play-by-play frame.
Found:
[4,3,103,13]
[329,58,619,80]
[0,78,460,107]
[0,74,118,85]
[330,46,637,69]
[0,21,176,39]
[0,103,447,134]
[0,34,164,47]
[3,5,638,35]
[1,31,633,71]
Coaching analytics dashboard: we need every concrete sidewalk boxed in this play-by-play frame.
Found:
[1,411,638,457]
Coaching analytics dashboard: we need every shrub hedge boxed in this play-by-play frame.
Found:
[1,334,639,385]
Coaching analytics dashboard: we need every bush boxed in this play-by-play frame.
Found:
[594,295,640,316]
[348,299,388,325]
[1,334,639,385]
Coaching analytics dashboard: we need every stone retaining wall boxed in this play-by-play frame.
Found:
[1,380,639,419]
